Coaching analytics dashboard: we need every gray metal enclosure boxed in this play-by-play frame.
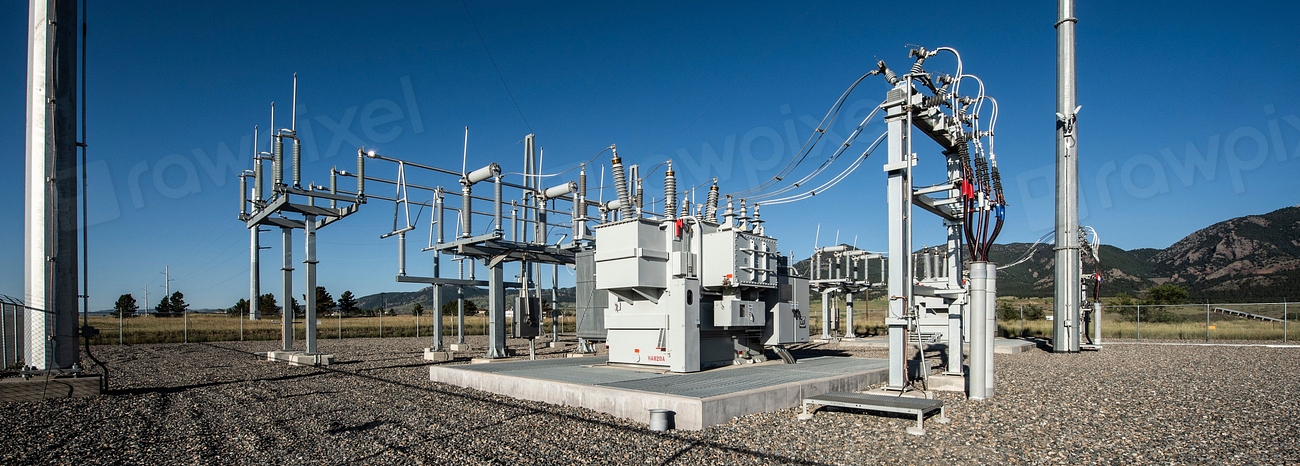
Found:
[575,250,608,341]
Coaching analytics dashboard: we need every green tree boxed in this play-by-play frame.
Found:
[997,302,1045,321]
[411,303,424,316]
[1143,284,1188,305]
[168,292,190,316]
[442,299,478,316]
[316,286,337,316]
[228,298,249,316]
[113,294,139,318]
[290,297,304,317]
[259,293,281,316]
[337,290,359,316]
[155,296,173,317]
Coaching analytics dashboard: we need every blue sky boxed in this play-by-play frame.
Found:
[3,1,1299,310]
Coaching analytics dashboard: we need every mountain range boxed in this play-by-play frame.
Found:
[986,206,1300,301]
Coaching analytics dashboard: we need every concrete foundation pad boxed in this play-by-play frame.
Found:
[838,337,1037,354]
[448,343,472,352]
[566,352,595,358]
[265,350,302,362]
[925,373,967,392]
[288,353,334,366]
[469,358,499,364]
[424,349,454,362]
[266,351,333,366]
[0,375,101,402]
[548,341,567,349]
[430,356,888,430]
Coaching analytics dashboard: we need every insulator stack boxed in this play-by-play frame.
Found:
[611,151,634,218]
[292,137,301,187]
[273,136,284,186]
[253,153,263,200]
[663,161,676,220]
[704,181,720,221]
[356,150,365,196]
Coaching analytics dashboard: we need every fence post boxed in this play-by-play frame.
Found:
[118,310,123,345]
[184,308,189,343]
[1205,301,1210,342]
[1284,298,1288,343]
[338,312,342,340]
[1,303,7,367]
[1019,304,1025,337]
[1136,304,1141,340]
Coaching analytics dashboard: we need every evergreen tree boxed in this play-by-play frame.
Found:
[113,294,139,318]
[337,291,359,316]
[258,293,282,316]
[155,297,173,317]
[315,286,337,316]
[228,298,249,316]
[411,303,424,316]
[168,292,190,316]
[442,299,478,316]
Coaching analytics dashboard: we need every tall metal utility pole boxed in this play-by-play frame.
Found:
[1053,0,1082,353]
[26,0,80,370]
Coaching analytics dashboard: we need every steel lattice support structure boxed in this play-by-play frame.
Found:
[240,78,363,363]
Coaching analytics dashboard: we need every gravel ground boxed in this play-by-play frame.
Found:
[2,336,1297,465]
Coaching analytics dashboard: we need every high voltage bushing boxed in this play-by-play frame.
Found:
[611,149,634,218]
[704,181,719,221]
[664,161,677,220]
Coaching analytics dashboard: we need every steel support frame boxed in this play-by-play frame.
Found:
[883,85,912,389]
[883,80,970,389]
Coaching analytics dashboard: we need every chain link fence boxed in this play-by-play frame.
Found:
[84,307,578,346]
[0,295,26,369]
[1002,301,1297,342]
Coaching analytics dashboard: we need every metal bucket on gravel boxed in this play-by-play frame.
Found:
[648,409,675,431]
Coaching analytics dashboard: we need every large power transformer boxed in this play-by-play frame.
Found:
[593,198,809,373]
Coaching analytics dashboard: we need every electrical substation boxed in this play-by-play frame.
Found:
[19,0,1107,435]
[228,40,1098,432]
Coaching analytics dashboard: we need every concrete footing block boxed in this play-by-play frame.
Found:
[926,373,967,392]
[424,349,454,362]
[288,353,334,366]
[266,350,301,362]
[267,351,333,366]
[567,352,594,358]
[548,341,567,349]
[449,343,472,352]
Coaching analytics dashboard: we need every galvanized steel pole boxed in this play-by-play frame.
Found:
[1053,0,1082,353]
[305,215,318,354]
[25,0,81,370]
[281,227,293,351]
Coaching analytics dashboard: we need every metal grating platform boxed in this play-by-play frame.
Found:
[431,356,888,430]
